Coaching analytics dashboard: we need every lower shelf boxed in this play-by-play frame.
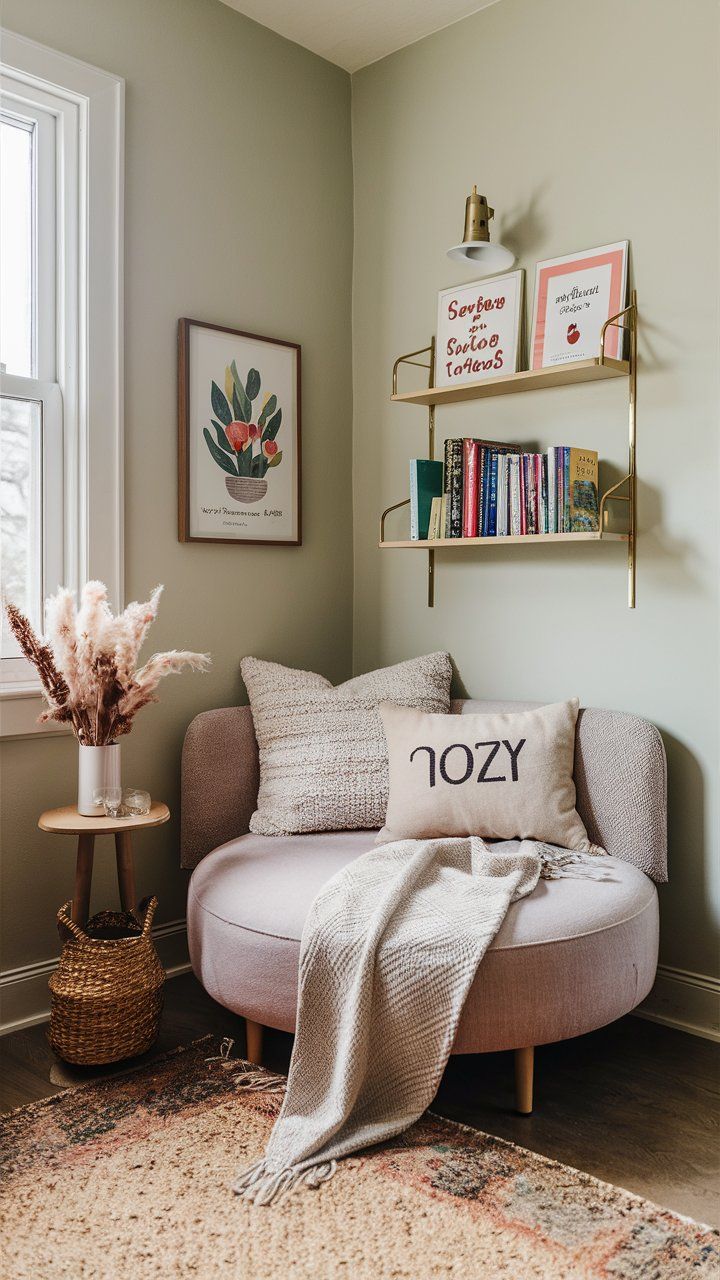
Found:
[379,532,628,549]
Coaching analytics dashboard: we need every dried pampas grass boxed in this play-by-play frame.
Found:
[4,582,210,744]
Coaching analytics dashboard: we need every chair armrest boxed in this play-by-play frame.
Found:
[453,698,668,881]
[181,705,259,870]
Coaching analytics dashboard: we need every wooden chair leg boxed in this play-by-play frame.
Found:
[514,1046,534,1114]
[245,1019,264,1064]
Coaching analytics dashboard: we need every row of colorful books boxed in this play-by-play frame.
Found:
[409,440,600,540]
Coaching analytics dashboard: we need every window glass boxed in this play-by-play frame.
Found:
[1,115,34,377]
[1,396,42,653]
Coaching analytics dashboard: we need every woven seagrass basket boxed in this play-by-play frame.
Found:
[48,896,165,1065]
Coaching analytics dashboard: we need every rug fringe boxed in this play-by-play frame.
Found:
[232,1063,287,1094]
[205,1038,287,1093]
[233,1158,337,1206]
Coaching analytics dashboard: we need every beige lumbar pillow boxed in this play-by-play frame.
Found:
[241,652,452,835]
[379,698,603,853]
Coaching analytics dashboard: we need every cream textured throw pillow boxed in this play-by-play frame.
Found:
[379,698,603,853]
[241,652,452,835]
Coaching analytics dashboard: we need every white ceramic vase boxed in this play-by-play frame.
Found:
[77,743,121,816]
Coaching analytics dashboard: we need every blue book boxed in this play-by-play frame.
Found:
[488,451,499,536]
[547,447,557,532]
[474,440,520,536]
[555,447,564,532]
[481,448,491,536]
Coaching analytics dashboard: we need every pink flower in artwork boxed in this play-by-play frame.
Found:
[262,439,278,458]
[226,421,250,452]
[248,423,260,440]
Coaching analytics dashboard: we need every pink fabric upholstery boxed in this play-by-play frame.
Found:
[187,831,659,1052]
[181,707,259,872]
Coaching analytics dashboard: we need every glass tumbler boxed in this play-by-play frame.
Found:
[123,787,151,817]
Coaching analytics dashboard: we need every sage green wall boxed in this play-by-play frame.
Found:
[352,0,720,979]
[0,0,353,993]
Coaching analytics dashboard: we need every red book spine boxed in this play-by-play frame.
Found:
[462,439,479,537]
[477,447,486,532]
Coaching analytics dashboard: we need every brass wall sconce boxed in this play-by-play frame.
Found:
[447,185,515,274]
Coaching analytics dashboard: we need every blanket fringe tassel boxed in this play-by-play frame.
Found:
[537,847,612,881]
[233,1158,337,1206]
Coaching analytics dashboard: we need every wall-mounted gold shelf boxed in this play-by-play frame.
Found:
[381,532,628,549]
[380,291,638,608]
[391,356,629,407]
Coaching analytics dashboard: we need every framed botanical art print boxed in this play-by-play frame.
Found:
[178,319,301,544]
[435,270,524,388]
[530,242,628,369]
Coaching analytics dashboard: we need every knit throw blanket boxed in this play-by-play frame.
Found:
[234,836,605,1206]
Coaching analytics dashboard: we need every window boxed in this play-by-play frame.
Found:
[1,96,62,663]
[0,33,124,735]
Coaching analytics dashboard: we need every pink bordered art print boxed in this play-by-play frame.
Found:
[435,270,524,389]
[530,241,629,369]
[178,318,301,545]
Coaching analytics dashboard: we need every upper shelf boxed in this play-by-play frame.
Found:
[391,356,630,408]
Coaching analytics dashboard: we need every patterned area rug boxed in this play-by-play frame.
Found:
[1,1038,717,1279]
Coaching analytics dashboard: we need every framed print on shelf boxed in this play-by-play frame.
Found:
[178,318,301,545]
[435,270,524,388]
[530,241,629,369]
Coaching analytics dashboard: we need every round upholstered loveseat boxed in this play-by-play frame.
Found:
[182,700,667,1111]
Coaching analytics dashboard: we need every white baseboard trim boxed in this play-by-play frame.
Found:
[634,964,720,1043]
[0,918,190,1036]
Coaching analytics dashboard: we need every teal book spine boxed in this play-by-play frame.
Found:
[410,459,443,540]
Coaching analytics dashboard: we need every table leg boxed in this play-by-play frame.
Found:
[115,830,137,915]
[72,834,95,927]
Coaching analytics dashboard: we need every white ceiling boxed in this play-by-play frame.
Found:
[219,0,501,73]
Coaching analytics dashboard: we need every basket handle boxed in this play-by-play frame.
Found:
[139,895,159,938]
[56,901,87,944]
[56,897,158,941]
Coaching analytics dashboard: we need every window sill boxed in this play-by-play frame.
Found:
[0,685,72,740]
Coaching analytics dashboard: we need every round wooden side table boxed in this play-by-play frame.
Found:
[38,802,170,927]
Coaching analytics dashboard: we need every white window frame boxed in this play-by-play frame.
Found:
[0,32,124,739]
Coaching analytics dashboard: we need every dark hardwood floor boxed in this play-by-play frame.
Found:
[1,971,718,1227]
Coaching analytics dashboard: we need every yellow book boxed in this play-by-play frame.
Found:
[427,496,443,540]
[569,448,599,532]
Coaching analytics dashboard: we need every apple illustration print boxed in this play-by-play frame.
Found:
[567,323,580,346]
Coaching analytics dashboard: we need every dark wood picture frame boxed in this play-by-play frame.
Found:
[178,317,302,545]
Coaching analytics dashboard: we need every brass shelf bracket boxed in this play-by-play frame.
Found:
[379,498,410,544]
[599,289,637,607]
[392,343,434,397]
[388,340,437,605]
